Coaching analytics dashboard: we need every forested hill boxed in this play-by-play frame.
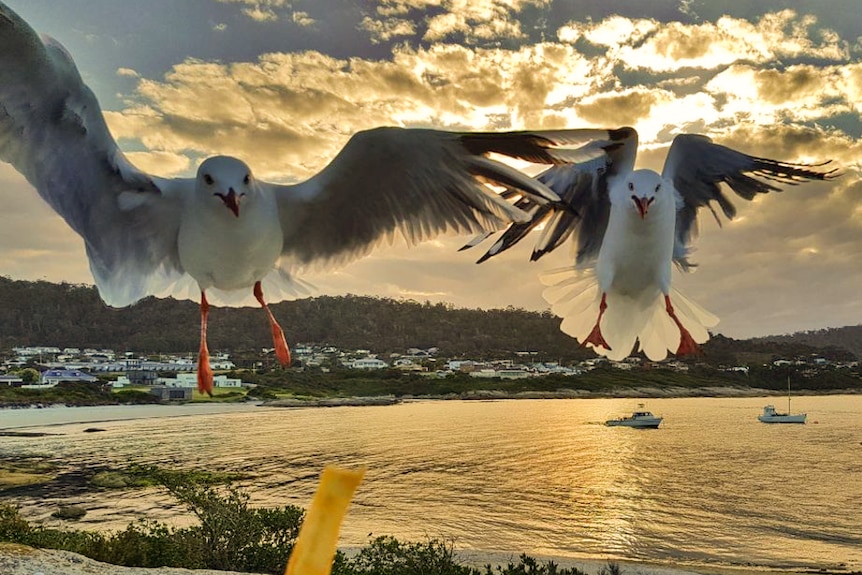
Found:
[0,277,591,359]
[0,277,857,363]
[754,327,862,360]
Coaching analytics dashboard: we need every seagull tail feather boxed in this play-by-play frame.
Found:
[542,268,719,361]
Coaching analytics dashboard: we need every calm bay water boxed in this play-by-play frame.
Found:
[1,396,860,571]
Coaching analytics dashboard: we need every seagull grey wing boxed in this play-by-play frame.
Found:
[663,133,839,269]
[468,126,639,266]
[0,4,183,307]
[273,126,594,268]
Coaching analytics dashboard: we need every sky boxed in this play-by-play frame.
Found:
[2,0,862,340]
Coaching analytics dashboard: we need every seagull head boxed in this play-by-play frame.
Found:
[196,156,255,218]
[622,170,665,220]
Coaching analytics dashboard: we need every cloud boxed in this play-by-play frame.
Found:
[559,10,849,72]
[360,0,543,44]
[216,0,291,22]
[291,11,315,27]
[104,42,606,178]
[574,89,666,129]
[424,10,525,43]
[703,64,856,127]
[360,16,417,44]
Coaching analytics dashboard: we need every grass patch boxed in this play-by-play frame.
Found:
[0,471,53,490]
[0,457,58,491]
[89,464,246,490]
[189,386,249,403]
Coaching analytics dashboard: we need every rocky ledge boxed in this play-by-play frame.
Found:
[0,543,259,575]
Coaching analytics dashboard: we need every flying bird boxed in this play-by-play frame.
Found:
[465,127,838,361]
[0,2,603,394]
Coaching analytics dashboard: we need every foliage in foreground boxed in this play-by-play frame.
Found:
[0,469,617,575]
[0,470,303,573]
[342,536,605,575]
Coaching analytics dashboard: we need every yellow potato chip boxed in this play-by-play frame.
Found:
[285,465,365,575]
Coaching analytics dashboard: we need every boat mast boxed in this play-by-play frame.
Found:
[787,376,791,414]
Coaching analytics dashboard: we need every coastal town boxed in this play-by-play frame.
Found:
[1,342,857,400]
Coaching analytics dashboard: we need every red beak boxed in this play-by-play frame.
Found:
[632,196,651,219]
[219,189,241,217]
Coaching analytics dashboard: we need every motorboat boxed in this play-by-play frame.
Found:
[758,377,806,424]
[757,404,806,424]
[605,404,662,428]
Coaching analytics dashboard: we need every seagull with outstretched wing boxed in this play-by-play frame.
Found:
[0,1,605,394]
[466,127,838,361]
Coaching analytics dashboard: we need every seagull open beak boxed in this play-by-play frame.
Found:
[219,189,241,217]
[632,196,652,220]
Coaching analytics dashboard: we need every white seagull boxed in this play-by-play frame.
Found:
[465,127,838,361]
[0,2,604,394]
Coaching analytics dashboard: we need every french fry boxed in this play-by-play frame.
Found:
[285,465,365,575]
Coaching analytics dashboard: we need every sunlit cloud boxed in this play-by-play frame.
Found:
[215,0,290,22]
[361,0,544,44]
[360,17,417,44]
[292,11,315,27]
[106,43,606,178]
[559,11,848,72]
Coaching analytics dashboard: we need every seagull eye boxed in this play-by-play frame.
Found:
[243,174,250,185]
[203,174,214,186]
[627,182,634,191]
[654,184,661,193]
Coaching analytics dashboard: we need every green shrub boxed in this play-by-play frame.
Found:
[157,472,304,573]
[339,536,477,575]
[0,503,31,542]
[481,554,590,575]
[0,471,303,574]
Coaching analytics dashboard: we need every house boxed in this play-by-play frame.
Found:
[350,358,388,370]
[40,369,99,386]
[447,360,476,372]
[157,373,246,388]
[0,374,23,386]
[393,358,426,372]
[112,375,131,388]
[126,370,158,386]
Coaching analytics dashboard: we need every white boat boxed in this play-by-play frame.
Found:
[757,377,806,424]
[757,404,806,424]
[606,404,663,428]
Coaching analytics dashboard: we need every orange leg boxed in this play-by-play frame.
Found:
[254,281,291,367]
[582,292,611,351]
[665,295,700,356]
[197,291,214,396]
